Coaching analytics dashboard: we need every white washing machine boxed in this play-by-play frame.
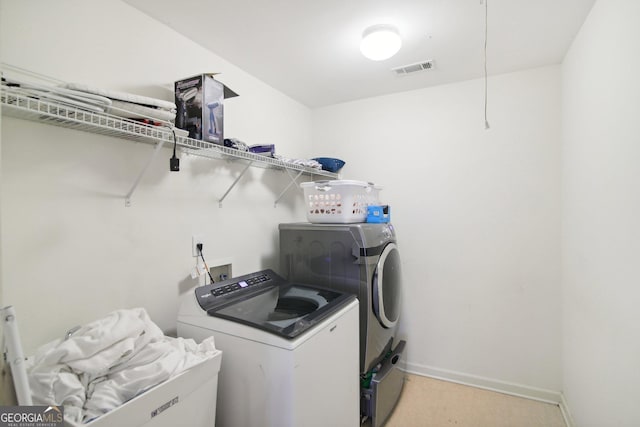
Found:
[177,269,360,427]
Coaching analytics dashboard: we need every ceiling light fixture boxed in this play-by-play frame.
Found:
[360,24,402,61]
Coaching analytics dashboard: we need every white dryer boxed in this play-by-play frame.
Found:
[177,269,359,427]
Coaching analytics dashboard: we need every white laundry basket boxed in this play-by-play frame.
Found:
[301,180,380,223]
[65,350,222,427]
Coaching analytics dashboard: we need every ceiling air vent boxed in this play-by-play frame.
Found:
[392,60,434,75]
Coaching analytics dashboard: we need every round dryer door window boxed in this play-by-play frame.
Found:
[372,243,402,329]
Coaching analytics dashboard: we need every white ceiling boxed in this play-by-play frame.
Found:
[124,0,596,108]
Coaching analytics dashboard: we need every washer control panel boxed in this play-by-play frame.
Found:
[194,269,285,311]
[210,273,270,297]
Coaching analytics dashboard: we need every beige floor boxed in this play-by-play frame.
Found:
[384,374,566,427]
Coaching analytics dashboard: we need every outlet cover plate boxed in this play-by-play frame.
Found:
[192,235,204,257]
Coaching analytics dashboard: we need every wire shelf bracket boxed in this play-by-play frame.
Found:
[124,139,166,207]
[218,161,254,207]
[274,168,305,207]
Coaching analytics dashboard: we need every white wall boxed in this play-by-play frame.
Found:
[561,0,640,425]
[312,66,562,397]
[0,0,313,355]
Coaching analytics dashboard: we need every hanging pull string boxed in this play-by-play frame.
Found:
[483,0,490,129]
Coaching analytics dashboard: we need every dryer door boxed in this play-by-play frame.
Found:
[372,243,402,329]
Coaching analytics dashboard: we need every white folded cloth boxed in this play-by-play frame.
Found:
[109,100,176,122]
[274,154,322,169]
[27,308,217,424]
[65,83,176,111]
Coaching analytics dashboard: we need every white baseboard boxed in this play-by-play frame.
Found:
[403,361,562,405]
[559,393,575,427]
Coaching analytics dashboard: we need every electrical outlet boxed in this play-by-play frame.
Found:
[192,235,204,257]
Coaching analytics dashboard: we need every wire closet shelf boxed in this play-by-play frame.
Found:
[0,87,339,178]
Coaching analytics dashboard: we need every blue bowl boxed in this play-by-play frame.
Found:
[312,157,345,172]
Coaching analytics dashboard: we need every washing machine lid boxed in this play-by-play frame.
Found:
[194,269,356,339]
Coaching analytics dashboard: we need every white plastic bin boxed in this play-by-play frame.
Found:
[65,350,222,427]
[301,180,380,223]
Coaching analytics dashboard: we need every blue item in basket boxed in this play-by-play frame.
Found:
[312,157,345,173]
[367,205,390,223]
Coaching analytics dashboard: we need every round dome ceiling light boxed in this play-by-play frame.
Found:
[360,24,402,61]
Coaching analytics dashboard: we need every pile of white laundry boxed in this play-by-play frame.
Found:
[26,308,217,424]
